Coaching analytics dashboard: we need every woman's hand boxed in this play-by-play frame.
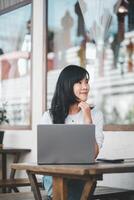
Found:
[78,101,92,124]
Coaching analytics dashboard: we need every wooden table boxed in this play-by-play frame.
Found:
[11,160,134,200]
[0,147,31,192]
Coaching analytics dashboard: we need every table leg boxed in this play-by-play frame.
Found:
[26,170,42,200]
[8,153,21,192]
[2,153,7,193]
[53,177,68,200]
[10,153,21,179]
[80,179,96,200]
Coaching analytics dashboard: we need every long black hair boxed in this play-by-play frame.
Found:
[50,65,89,123]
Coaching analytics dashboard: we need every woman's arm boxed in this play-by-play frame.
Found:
[78,102,104,158]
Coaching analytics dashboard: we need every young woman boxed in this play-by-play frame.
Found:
[40,65,104,200]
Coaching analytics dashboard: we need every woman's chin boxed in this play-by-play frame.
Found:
[79,97,88,102]
[76,96,88,102]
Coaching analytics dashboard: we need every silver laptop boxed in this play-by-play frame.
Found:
[37,124,95,165]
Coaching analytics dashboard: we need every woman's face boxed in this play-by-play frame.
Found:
[73,77,89,102]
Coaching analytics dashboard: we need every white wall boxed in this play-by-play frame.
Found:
[98,131,134,190]
[2,0,134,190]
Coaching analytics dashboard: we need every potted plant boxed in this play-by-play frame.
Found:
[0,102,9,148]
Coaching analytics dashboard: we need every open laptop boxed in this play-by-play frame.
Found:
[37,124,95,165]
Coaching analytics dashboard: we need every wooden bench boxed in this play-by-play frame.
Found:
[0,178,31,188]
[0,178,42,192]
[0,186,134,200]
[0,147,31,193]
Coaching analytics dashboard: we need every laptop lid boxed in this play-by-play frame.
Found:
[37,124,95,165]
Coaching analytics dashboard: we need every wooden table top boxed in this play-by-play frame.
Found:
[11,160,134,176]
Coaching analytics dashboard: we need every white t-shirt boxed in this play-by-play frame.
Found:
[40,107,104,149]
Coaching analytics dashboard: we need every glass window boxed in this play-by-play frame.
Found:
[0,2,32,129]
[46,0,134,130]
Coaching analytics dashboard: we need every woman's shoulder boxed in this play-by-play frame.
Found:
[42,110,51,118]
[40,110,52,124]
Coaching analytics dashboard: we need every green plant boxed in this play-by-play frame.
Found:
[0,102,9,125]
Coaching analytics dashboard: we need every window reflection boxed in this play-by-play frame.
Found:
[47,0,87,109]
[46,0,134,126]
[0,3,31,127]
